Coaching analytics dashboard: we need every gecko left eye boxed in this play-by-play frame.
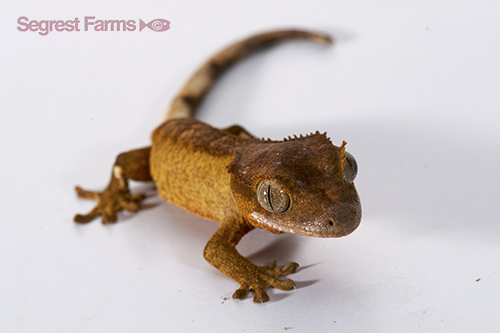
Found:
[343,151,358,185]
[257,179,290,214]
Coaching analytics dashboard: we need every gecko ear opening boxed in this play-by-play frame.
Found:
[256,179,291,214]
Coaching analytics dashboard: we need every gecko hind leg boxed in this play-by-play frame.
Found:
[74,147,153,224]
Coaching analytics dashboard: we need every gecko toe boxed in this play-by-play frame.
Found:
[252,289,270,303]
[265,260,277,270]
[74,207,100,224]
[75,186,101,200]
[233,286,250,300]
[122,200,141,212]
[101,210,118,224]
[74,213,95,224]
[278,262,299,276]
[271,278,296,291]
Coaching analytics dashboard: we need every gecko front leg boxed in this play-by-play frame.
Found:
[74,147,153,224]
[204,218,299,303]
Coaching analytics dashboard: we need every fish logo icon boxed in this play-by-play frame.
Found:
[139,19,170,32]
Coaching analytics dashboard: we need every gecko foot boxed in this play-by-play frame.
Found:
[74,185,146,224]
[232,261,299,303]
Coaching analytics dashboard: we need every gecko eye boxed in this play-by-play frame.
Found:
[257,179,290,214]
[343,151,358,185]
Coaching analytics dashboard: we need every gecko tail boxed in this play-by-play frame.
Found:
[164,29,333,121]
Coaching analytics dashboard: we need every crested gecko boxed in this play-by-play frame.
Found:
[74,29,362,303]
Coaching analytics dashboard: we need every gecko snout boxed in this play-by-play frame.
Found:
[323,200,361,237]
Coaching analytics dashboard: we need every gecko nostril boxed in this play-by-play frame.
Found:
[328,220,334,227]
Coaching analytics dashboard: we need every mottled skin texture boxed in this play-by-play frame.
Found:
[75,30,362,303]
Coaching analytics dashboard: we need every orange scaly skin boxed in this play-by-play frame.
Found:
[75,29,362,303]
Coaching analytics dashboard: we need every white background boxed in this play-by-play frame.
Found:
[1,1,499,332]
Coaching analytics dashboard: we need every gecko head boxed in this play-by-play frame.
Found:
[228,132,361,238]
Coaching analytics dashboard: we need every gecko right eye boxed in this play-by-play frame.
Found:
[342,151,358,185]
[257,179,291,214]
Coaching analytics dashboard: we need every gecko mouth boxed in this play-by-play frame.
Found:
[250,212,360,238]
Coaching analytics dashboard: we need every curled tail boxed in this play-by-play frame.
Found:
[164,29,333,121]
